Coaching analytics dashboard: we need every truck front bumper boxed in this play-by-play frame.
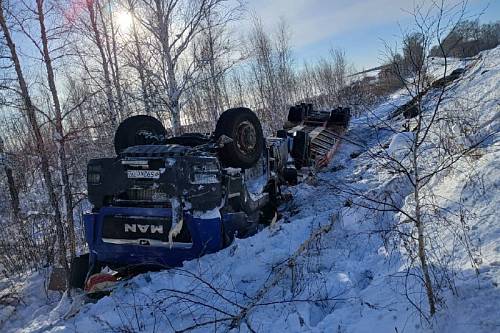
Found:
[84,206,224,269]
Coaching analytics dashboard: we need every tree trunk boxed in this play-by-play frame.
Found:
[412,123,436,317]
[206,21,222,121]
[170,99,182,135]
[100,1,124,120]
[130,1,151,114]
[415,191,436,316]
[0,137,20,222]
[1,137,39,267]
[86,0,117,126]
[109,1,124,118]
[36,0,76,259]
[166,52,182,134]
[0,2,70,287]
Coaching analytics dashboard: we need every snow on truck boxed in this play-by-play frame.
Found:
[68,104,350,293]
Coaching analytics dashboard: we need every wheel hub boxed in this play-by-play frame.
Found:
[236,121,257,153]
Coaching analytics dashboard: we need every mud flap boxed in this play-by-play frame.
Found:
[222,212,259,244]
[48,267,67,291]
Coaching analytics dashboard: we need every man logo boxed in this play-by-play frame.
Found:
[124,224,164,234]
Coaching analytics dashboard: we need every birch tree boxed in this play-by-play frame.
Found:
[35,0,77,258]
[84,0,119,126]
[99,0,125,117]
[137,0,242,134]
[332,1,485,319]
[123,0,154,114]
[0,0,70,285]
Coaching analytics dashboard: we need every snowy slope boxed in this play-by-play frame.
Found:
[1,46,499,333]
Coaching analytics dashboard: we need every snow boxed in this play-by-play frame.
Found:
[426,56,470,81]
[387,131,414,160]
[0,271,62,333]
[192,206,222,219]
[224,167,242,176]
[1,46,500,332]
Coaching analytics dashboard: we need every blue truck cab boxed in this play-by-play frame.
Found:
[74,108,289,289]
[73,105,349,290]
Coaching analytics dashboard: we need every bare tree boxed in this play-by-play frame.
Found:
[123,0,154,115]
[430,19,500,57]
[305,47,348,108]
[0,0,70,285]
[35,0,77,259]
[402,32,425,74]
[247,16,296,131]
[332,0,488,319]
[85,0,119,126]
[0,136,20,223]
[137,0,243,134]
[274,18,296,109]
[187,5,243,125]
[99,0,125,117]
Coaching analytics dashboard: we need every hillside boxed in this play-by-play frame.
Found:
[1,46,499,333]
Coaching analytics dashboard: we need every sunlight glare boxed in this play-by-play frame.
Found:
[116,11,133,33]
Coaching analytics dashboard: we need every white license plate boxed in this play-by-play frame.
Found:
[127,170,160,179]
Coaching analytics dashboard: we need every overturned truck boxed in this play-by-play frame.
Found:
[72,104,350,292]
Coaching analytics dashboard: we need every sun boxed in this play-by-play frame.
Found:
[115,11,133,33]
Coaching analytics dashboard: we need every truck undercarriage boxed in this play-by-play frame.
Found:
[65,104,350,293]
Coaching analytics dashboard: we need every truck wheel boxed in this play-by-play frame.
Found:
[215,108,264,168]
[114,115,167,155]
[69,254,90,289]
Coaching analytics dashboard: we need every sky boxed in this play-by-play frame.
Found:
[246,0,500,70]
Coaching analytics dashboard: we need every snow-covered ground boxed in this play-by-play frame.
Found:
[1,46,499,333]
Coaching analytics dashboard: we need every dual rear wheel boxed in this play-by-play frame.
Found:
[113,108,264,169]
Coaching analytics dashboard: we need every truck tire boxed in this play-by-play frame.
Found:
[215,108,264,168]
[69,254,90,289]
[114,115,167,155]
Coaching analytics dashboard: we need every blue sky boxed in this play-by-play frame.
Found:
[247,0,500,70]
